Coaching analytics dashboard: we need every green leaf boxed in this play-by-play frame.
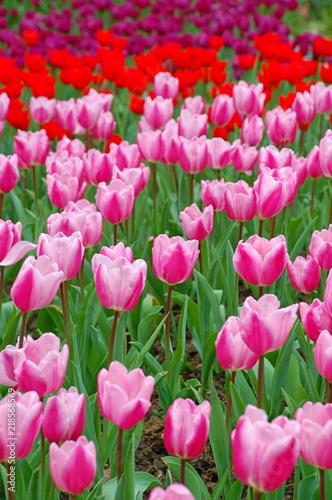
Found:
[163,456,210,500]
[169,296,187,394]
[137,306,163,346]
[103,472,162,499]
[201,332,218,398]
[124,436,135,500]
[298,474,319,500]
[86,478,103,500]
[211,470,232,500]
[227,480,244,500]
[284,354,307,406]
[1,307,20,349]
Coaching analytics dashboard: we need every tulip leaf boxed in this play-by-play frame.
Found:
[234,370,256,407]
[137,306,163,346]
[201,332,218,399]
[86,478,103,499]
[211,469,232,500]
[124,436,135,500]
[298,474,319,500]
[169,295,187,394]
[9,191,33,241]
[209,382,231,483]
[102,472,162,499]
[163,456,210,500]
[194,270,223,348]
[26,468,40,499]
[0,306,20,349]
[130,313,167,367]
[229,382,246,421]
[226,480,244,500]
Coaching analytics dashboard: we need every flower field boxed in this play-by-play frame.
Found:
[2,1,332,499]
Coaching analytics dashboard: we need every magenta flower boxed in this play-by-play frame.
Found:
[96,179,134,224]
[180,203,214,241]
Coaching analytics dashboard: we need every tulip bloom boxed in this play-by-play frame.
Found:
[98,361,154,429]
[144,96,173,130]
[164,398,211,459]
[299,299,332,343]
[291,91,316,125]
[47,172,87,209]
[178,136,207,174]
[201,179,226,211]
[0,220,36,267]
[29,96,56,124]
[210,94,234,126]
[240,115,264,146]
[55,135,86,159]
[224,181,256,221]
[286,255,320,294]
[233,235,288,287]
[309,225,332,270]
[116,141,141,170]
[137,130,164,162]
[232,405,300,493]
[13,129,50,168]
[42,387,86,444]
[178,109,208,140]
[233,81,265,119]
[319,135,332,178]
[96,179,134,224]
[91,111,116,140]
[83,148,115,186]
[50,436,96,495]
[182,96,205,115]
[253,172,288,220]
[206,137,233,170]
[154,72,179,99]
[179,204,214,241]
[92,243,133,273]
[265,107,297,147]
[313,331,332,383]
[149,484,195,500]
[112,165,150,198]
[0,154,19,195]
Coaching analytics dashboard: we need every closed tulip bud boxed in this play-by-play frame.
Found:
[116,141,141,170]
[180,203,214,241]
[137,130,164,162]
[265,107,297,147]
[310,82,332,114]
[210,94,235,126]
[224,180,256,221]
[55,135,86,159]
[29,96,56,124]
[91,111,116,140]
[149,484,195,500]
[112,164,150,198]
[96,179,134,224]
[42,387,86,444]
[91,243,133,273]
[152,234,199,285]
[162,126,180,165]
[307,145,324,179]
[291,91,316,125]
[200,179,226,211]
[76,95,104,130]
[206,137,233,170]
[309,225,332,270]
[47,172,87,209]
[11,255,64,312]
[154,72,179,99]
[299,299,332,343]
[233,81,265,119]
[50,436,96,495]
[287,255,320,294]
[0,219,36,266]
[14,129,50,168]
[215,316,259,371]
[55,99,84,134]
[258,145,296,172]
[232,141,258,174]
[0,92,9,121]
[253,172,288,219]
[62,200,103,248]
[14,332,69,396]
[164,398,211,459]
[233,235,288,287]
[240,294,298,355]
[178,109,208,140]
[144,96,173,130]
[83,148,115,186]
[0,391,43,461]
[98,361,154,429]
[0,154,19,194]
[232,405,300,493]
[182,95,205,115]
[324,269,332,316]
[240,115,264,146]
[319,135,332,178]
[313,330,332,383]
[295,402,332,469]
[178,136,207,174]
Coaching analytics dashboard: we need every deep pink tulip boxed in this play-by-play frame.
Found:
[200,179,226,211]
[239,295,298,355]
[182,95,205,115]
[291,91,316,125]
[0,220,36,266]
[295,402,332,469]
[11,255,64,313]
[144,96,173,130]
[206,137,233,170]
[0,92,9,121]
[14,129,50,168]
[116,141,141,170]
[47,172,87,209]
[178,109,208,140]
[164,398,211,459]
[265,107,297,147]
[324,269,332,316]
[224,180,256,221]
[112,164,150,198]
[233,235,288,287]
[0,154,19,194]
[98,361,154,429]
[259,166,298,206]
[83,148,115,186]
[137,130,164,162]
[232,405,300,493]
[93,255,147,311]
[0,391,43,461]
[258,145,295,172]
[154,72,179,99]
[309,225,332,270]
[180,204,214,241]
[63,200,103,248]
[50,436,96,495]
[210,94,234,126]
[299,299,332,343]
[14,332,69,396]
[215,316,259,371]
[152,234,199,285]
[91,243,134,274]
[240,115,264,146]
[96,179,134,224]
[76,94,104,130]
[286,255,320,294]
[46,153,84,183]
[233,81,265,119]
[162,124,180,165]
[292,156,308,186]
[178,136,207,174]
[232,141,258,174]
[253,172,288,219]
[310,82,332,114]
[29,96,56,124]
[307,146,324,179]
[55,99,85,134]
[55,135,86,159]
[37,231,84,281]
[319,135,332,178]
[42,387,86,444]
[149,484,195,500]
[313,330,332,383]
[91,111,116,140]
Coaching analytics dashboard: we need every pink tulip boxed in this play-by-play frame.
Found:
[86,88,113,112]
[224,180,256,221]
[310,82,332,113]
[29,96,56,124]
[47,172,87,209]
[265,107,297,147]
[313,330,332,383]
[96,179,134,224]
[144,96,173,130]
[295,402,332,469]
[180,204,214,241]
[299,299,332,343]
[93,255,147,311]
[137,130,164,162]
[42,387,86,444]
[55,135,86,159]
[0,154,19,194]
[0,391,43,461]
[11,255,64,313]
[83,148,115,186]
[152,234,199,285]
[232,405,300,492]
[61,200,103,248]
[37,231,84,281]
[258,145,295,172]
[239,294,298,355]
[206,137,233,170]
[182,95,205,115]
[233,235,288,286]
[98,361,154,429]
[253,172,288,219]
[116,141,141,170]
[112,164,150,198]
[76,94,104,129]
[259,166,298,206]
[178,136,207,174]
[309,225,332,270]
[307,146,324,179]
[200,179,226,211]
[215,316,259,371]
[91,243,134,272]
[50,436,96,495]
[291,91,316,125]
[0,92,9,121]
[46,153,84,183]
[55,99,85,134]
[14,129,50,168]
[178,109,208,139]
[164,398,211,459]
[0,220,36,266]
[14,332,69,396]
[162,124,180,165]
[286,255,320,294]
[154,72,179,99]
[91,111,116,140]
[324,269,332,316]
[210,94,234,126]
[319,135,332,178]
[292,156,308,186]
[240,115,264,146]
[233,81,265,119]
[232,141,258,174]
[149,484,195,500]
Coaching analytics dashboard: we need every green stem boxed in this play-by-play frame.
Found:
[199,241,203,274]
[7,461,14,500]
[330,179,332,225]
[257,355,264,409]
[258,218,263,237]
[299,127,305,157]
[165,285,173,375]
[254,491,261,500]
[170,164,178,193]
[180,458,186,485]
[69,495,77,500]
[310,179,316,215]
[60,282,70,345]
[226,371,236,430]
[269,215,276,239]
[117,427,123,481]
[79,257,85,304]
[48,482,55,500]
[108,310,120,365]
[114,223,118,245]
[319,113,324,139]
[189,173,194,204]
[23,170,28,209]
[40,423,46,500]
[217,169,221,181]
[320,468,325,500]
[151,162,157,216]
[32,167,39,218]
[238,221,243,243]
[258,286,264,298]
[18,312,28,348]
